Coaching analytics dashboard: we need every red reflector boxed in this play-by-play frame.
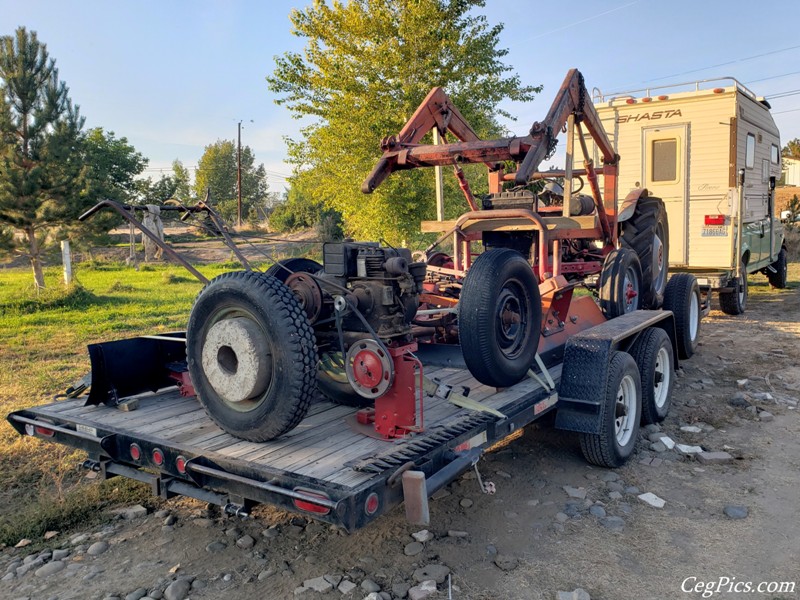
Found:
[704,214,725,226]
[625,98,636,104]
[35,426,55,437]
[293,488,331,515]
[642,97,652,103]
[713,88,724,93]
[152,448,164,466]
[365,492,379,515]
[130,443,142,461]
[658,95,668,100]
[175,455,187,474]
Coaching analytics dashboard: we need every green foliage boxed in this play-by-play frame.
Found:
[267,0,540,242]
[269,181,324,232]
[782,138,800,160]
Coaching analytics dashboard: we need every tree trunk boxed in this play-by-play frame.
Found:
[26,226,46,290]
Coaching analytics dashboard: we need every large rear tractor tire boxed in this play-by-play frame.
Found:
[628,327,674,424]
[663,273,701,359]
[599,248,643,318]
[620,196,669,309]
[580,351,642,468]
[719,264,748,315]
[459,248,542,388]
[186,271,317,441]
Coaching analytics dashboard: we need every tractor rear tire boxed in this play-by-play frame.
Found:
[628,327,674,424]
[187,271,317,441]
[265,258,323,283]
[579,351,642,468]
[599,248,643,318]
[663,273,701,359]
[719,264,748,315]
[620,196,669,309]
[766,248,788,289]
[459,248,542,388]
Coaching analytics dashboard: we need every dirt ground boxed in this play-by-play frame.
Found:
[1,270,799,600]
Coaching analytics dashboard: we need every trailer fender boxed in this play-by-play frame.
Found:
[617,188,649,223]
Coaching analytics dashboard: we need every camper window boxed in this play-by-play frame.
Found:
[771,144,780,164]
[746,133,755,169]
[652,139,678,182]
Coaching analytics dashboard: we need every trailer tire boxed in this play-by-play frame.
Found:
[599,248,643,318]
[663,273,701,359]
[187,271,317,441]
[265,258,323,283]
[766,248,788,289]
[317,352,371,407]
[620,196,669,308]
[719,264,748,315]
[628,327,674,424]
[459,248,541,388]
[579,351,642,468]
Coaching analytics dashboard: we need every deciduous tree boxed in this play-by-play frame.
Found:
[782,138,800,160]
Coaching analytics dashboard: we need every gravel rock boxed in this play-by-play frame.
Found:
[323,574,342,587]
[642,423,661,434]
[192,579,206,590]
[650,441,667,453]
[697,451,734,465]
[258,568,277,581]
[555,512,569,523]
[680,425,703,433]
[494,555,519,571]
[362,594,380,600]
[606,481,624,493]
[304,576,334,593]
[408,580,437,600]
[205,541,227,553]
[392,582,411,598]
[404,542,424,556]
[752,392,774,402]
[412,529,434,543]
[724,505,749,519]
[126,588,148,600]
[35,561,66,577]
[149,589,163,599]
[116,505,148,520]
[638,492,666,508]
[563,486,587,499]
[338,580,357,594]
[154,510,170,519]
[729,393,750,407]
[236,535,255,549]
[759,411,774,422]
[459,498,473,508]
[600,516,625,532]
[2,572,14,581]
[262,526,279,539]
[608,491,623,500]
[163,515,177,527]
[447,530,468,538]
[676,444,703,455]
[52,549,70,561]
[193,518,214,528]
[600,472,619,482]
[413,564,450,584]
[624,486,640,495]
[361,578,381,593]
[557,589,591,600]
[589,505,606,518]
[70,533,90,545]
[87,541,109,556]
[431,488,451,500]
[163,580,191,600]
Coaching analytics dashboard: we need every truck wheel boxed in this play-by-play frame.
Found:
[663,273,701,359]
[580,351,642,468]
[187,271,317,441]
[459,248,542,388]
[628,327,674,424]
[317,351,370,407]
[265,258,323,283]
[766,248,788,289]
[599,248,643,318]
[719,264,748,315]
[620,196,669,308]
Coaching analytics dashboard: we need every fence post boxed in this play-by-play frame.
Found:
[61,240,73,286]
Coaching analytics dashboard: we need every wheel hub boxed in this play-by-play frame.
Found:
[346,339,394,399]
[201,317,272,404]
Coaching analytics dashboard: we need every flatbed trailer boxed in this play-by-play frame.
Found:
[8,310,680,532]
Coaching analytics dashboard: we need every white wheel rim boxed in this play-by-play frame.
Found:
[653,347,671,409]
[689,291,699,342]
[615,374,637,446]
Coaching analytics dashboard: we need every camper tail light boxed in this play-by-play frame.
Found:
[293,488,331,515]
[704,215,726,226]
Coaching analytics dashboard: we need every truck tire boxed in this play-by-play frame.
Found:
[766,248,788,289]
[186,271,317,441]
[459,248,542,388]
[628,327,674,424]
[719,264,748,315]
[662,273,701,359]
[317,352,371,407]
[599,248,643,318]
[579,351,642,468]
[620,196,669,308]
[265,258,323,283]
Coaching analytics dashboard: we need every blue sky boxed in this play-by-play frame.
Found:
[2,0,799,192]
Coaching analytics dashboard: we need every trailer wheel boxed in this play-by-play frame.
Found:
[579,351,642,468]
[317,351,370,407]
[265,258,323,283]
[187,271,317,441]
[599,248,643,318]
[459,248,542,388]
[766,248,788,289]
[663,273,701,359]
[719,264,748,315]
[628,327,674,424]
[620,196,669,308]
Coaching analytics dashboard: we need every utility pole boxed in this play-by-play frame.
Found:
[237,120,243,228]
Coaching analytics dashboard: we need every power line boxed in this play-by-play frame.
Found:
[745,71,800,85]
[767,89,800,100]
[772,107,800,115]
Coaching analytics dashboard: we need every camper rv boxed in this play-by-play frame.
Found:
[589,78,787,314]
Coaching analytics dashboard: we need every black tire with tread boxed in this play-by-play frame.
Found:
[620,196,669,308]
[579,351,642,468]
[628,327,674,424]
[599,248,643,318]
[186,271,317,441]
[663,273,701,359]
[459,248,542,388]
[719,264,748,315]
[766,248,788,289]
[265,258,323,283]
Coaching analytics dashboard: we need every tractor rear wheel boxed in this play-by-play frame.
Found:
[459,248,542,388]
[599,248,643,318]
[186,271,317,441]
[620,196,669,308]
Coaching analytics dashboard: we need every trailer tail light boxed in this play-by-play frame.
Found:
[293,488,331,515]
[152,448,165,466]
[24,423,55,437]
[175,455,188,475]
[129,443,142,461]
[704,214,726,226]
[365,492,379,516]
